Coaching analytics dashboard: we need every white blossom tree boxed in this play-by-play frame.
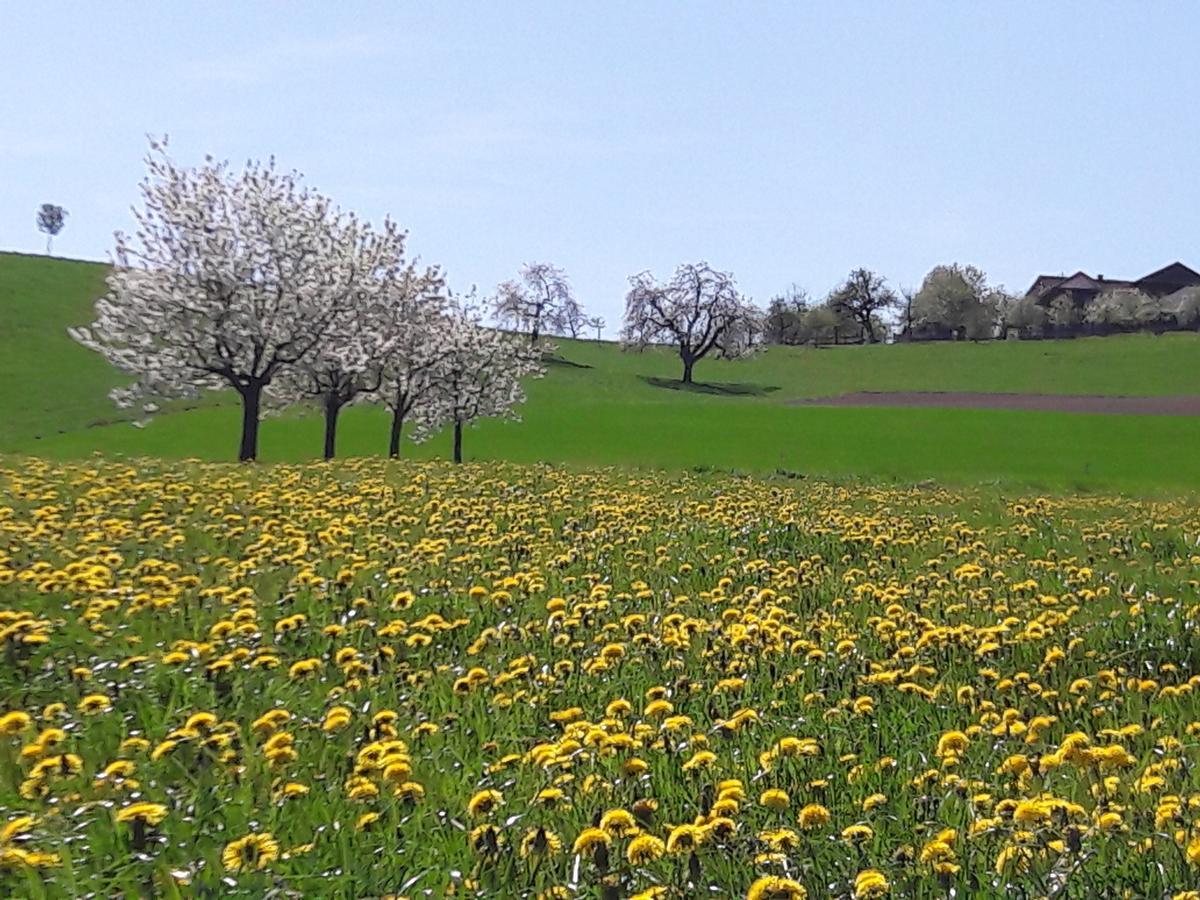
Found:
[269,274,398,460]
[620,261,760,383]
[374,268,450,457]
[270,252,442,460]
[419,299,543,463]
[71,139,404,461]
[492,262,576,345]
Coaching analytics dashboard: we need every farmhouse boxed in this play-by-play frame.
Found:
[1025,261,1200,307]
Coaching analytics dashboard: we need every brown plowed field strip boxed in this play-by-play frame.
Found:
[790,392,1200,415]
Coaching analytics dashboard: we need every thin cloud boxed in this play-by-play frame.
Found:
[179,33,388,85]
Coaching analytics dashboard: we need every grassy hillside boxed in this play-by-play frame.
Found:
[0,252,127,445]
[551,331,1200,400]
[3,251,1200,492]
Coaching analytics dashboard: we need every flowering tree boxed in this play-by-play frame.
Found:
[909,264,1003,341]
[620,262,760,383]
[270,249,436,460]
[71,139,399,461]
[374,268,450,457]
[36,204,67,255]
[492,262,577,345]
[270,274,397,460]
[419,300,543,463]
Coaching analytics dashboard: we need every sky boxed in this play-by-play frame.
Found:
[4,2,1200,329]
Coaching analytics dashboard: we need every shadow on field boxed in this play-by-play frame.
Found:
[542,353,593,369]
[640,375,781,396]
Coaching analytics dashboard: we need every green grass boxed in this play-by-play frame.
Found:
[0,252,127,444]
[3,251,1200,493]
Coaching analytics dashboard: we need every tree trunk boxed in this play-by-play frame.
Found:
[681,356,695,384]
[238,383,262,462]
[322,397,340,460]
[388,408,404,458]
[46,235,52,256]
[453,419,463,464]
[530,320,540,345]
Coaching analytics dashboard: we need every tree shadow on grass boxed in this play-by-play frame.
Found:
[542,353,593,369]
[640,375,781,396]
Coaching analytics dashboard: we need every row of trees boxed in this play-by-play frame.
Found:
[1004,286,1200,338]
[72,142,543,463]
[763,265,1001,346]
[763,264,1200,347]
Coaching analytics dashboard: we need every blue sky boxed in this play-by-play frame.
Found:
[4,2,1199,328]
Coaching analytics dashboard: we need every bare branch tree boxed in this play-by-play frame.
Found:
[492,262,576,345]
[620,261,760,383]
[828,268,899,343]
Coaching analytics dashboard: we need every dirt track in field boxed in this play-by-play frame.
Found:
[790,392,1200,415]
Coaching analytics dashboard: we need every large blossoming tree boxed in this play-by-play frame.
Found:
[71,139,407,461]
[620,261,760,384]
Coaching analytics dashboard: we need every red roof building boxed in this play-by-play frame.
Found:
[1026,262,1200,307]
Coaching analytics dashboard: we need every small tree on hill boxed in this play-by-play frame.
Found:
[37,204,67,255]
[1002,295,1049,339]
[493,262,576,345]
[558,295,588,338]
[910,264,1003,340]
[764,285,810,345]
[70,139,404,462]
[828,268,898,343]
[799,301,863,345]
[620,261,759,383]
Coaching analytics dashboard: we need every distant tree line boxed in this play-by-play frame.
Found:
[759,264,1200,347]
[1003,286,1200,339]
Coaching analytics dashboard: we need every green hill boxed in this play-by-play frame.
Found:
[0,252,127,445]
[3,251,1200,492]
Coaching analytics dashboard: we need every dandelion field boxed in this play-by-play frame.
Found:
[2,458,1200,899]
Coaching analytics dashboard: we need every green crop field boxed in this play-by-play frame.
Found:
[2,251,1199,493]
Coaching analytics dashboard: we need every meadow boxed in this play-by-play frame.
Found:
[3,252,1200,493]
[2,456,1200,898]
